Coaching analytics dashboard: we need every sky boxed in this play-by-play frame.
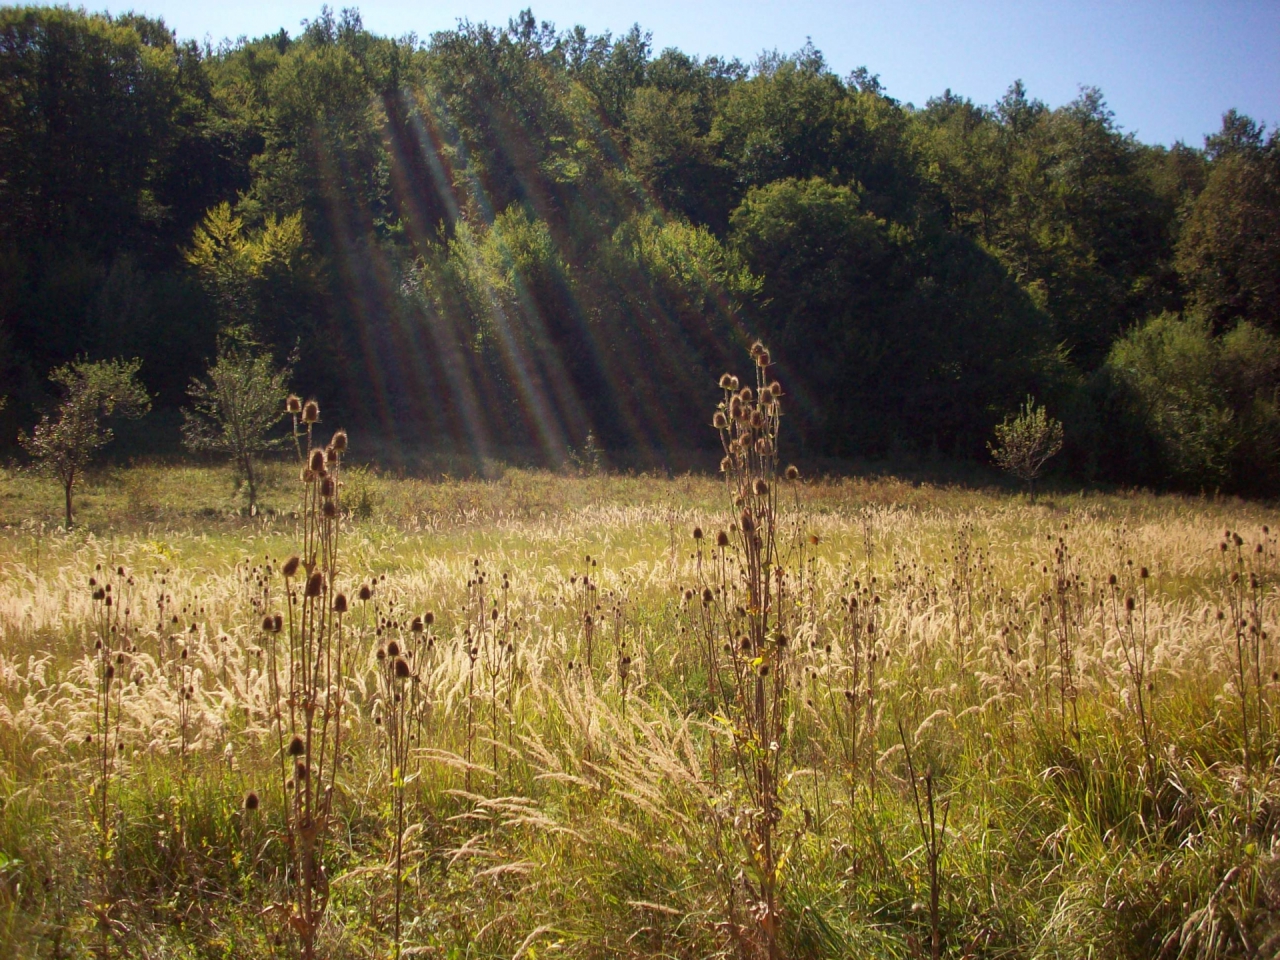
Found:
[65,0,1280,147]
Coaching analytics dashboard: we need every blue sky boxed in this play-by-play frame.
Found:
[73,0,1279,147]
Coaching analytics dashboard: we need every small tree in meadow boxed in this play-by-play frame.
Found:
[21,358,150,527]
[989,396,1064,498]
[183,328,290,511]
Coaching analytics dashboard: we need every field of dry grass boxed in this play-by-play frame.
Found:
[1,457,1279,959]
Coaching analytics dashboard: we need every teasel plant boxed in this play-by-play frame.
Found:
[1219,529,1274,779]
[695,341,800,960]
[265,416,349,960]
[1108,567,1157,790]
[375,619,417,958]
[87,564,135,959]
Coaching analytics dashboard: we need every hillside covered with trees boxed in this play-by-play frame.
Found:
[2,5,1278,492]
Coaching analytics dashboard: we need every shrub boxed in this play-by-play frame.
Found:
[988,396,1063,497]
[20,358,150,527]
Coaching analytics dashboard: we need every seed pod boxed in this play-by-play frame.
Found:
[713,411,728,430]
[394,657,411,679]
[753,479,770,496]
[244,791,260,811]
[785,465,800,481]
[330,429,347,452]
[424,611,435,626]
[282,555,301,578]
[333,593,348,614]
[287,396,302,414]
[288,736,305,756]
[359,584,373,601]
[387,640,400,657]
[719,373,735,390]
[261,615,274,632]
[717,530,730,548]
[321,477,335,498]
[302,400,319,424]
[305,571,324,597]
[272,614,283,633]
[309,449,326,474]
[693,527,704,540]
[323,499,337,518]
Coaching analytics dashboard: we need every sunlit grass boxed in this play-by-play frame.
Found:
[0,462,1278,958]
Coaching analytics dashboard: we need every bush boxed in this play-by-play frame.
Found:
[1101,313,1280,493]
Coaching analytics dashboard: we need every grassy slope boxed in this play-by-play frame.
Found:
[1,462,1279,958]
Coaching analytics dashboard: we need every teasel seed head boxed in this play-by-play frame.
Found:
[713,411,728,430]
[282,555,300,578]
[768,381,782,398]
[302,400,319,424]
[330,429,347,452]
[261,615,274,632]
[720,456,731,474]
[323,499,337,518]
[719,373,735,390]
[359,584,373,601]
[394,657,411,679]
[305,571,324,597]
[740,510,755,534]
[1126,596,1136,611]
[757,348,770,367]
[739,386,754,404]
[386,640,400,657]
[754,479,770,496]
[321,477,335,498]
[717,530,730,548]
[750,409,766,430]
[288,736,305,756]
[244,791,260,811]
[287,396,302,414]
[295,761,308,781]
[309,449,326,474]
[325,446,338,465]
[750,340,764,359]
[411,616,423,632]
[333,593,348,614]
[785,465,800,481]
[693,526,704,540]
[1140,566,1149,579]
[424,611,435,625]
[272,614,283,633]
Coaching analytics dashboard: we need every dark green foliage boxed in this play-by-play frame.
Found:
[1,6,1276,491]
[1094,314,1280,493]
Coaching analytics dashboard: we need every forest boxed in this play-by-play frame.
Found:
[1,5,1279,491]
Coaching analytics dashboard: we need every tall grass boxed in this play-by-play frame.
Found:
[1,414,1279,957]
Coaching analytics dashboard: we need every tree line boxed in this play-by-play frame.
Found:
[2,5,1277,493]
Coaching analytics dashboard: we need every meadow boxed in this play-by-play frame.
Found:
[1,444,1279,959]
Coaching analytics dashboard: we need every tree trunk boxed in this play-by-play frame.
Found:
[64,476,74,529]
[244,454,257,512]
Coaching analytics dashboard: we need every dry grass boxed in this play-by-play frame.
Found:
[1,460,1279,958]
